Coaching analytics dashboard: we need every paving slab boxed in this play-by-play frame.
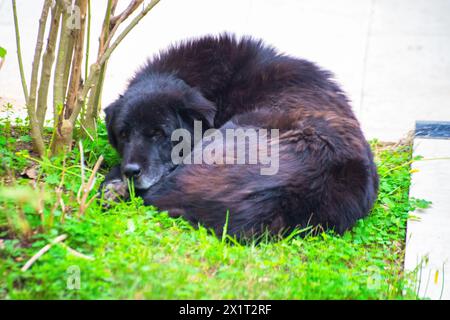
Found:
[360,34,450,141]
[404,132,450,299]
[360,0,450,141]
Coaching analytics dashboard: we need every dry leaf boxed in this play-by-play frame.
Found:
[21,166,38,180]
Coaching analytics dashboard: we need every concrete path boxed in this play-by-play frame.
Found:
[405,131,450,299]
[1,0,450,141]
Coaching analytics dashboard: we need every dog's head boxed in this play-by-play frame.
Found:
[105,74,216,190]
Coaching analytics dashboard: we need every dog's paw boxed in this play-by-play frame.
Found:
[100,179,129,206]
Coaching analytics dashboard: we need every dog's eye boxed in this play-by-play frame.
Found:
[148,129,165,138]
[120,130,129,139]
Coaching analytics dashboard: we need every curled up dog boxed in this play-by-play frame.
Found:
[100,34,379,239]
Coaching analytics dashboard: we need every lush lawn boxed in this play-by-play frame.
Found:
[0,117,425,299]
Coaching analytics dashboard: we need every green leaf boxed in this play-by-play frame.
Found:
[0,46,7,58]
[410,197,432,209]
[19,135,32,143]
[45,173,60,185]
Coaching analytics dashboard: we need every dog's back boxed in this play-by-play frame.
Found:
[133,34,355,123]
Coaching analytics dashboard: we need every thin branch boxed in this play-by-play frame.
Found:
[69,0,161,125]
[53,0,72,115]
[84,0,91,80]
[62,36,75,108]
[65,0,88,118]
[26,0,53,156]
[80,140,85,185]
[21,234,68,272]
[110,0,143,29]
[50,0,75,155]
[77,140,86,202]
[98,0,118,55]
[104,0,144,51]
[69,63,99,125]
[28,0,52,113]
[60,243,94,260]
[36,2,62,129]
[87,62,106,128]
[98,0,160,67]
[84,0,121,129]
[78,155,103,216]
[11,0,29,101]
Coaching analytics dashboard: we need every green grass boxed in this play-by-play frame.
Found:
[0,117,425,299]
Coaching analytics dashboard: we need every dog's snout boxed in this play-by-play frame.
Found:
[123,163,142,179]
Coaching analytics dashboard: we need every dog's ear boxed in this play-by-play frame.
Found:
[104,99,121,148]
[180,90,216,128]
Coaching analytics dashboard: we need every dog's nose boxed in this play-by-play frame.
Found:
[123,163,142,179]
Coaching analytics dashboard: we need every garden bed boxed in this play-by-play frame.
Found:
[0,118,424,299]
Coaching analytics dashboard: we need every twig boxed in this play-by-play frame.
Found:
[60,243,94,260]
[78,119,95,141]
[70,63,100,125]
[98,0,160,67]
[37,2,62,129]
[84,0,92,80]
[28,0,52,126]
[79,140,85,185]
[22,0,52,156]
[59,193,67,223]
[70,0,160,126]
[37,185,46,229]
[104,0,144,51]
[81,0,117,131]
[77,140,86,202]
[66,0,88,118]
[21,234,68,272]
[98,0,118,55]
[53,0,72,116]
[78,155,103,216]
[62,35,75,110]
[11,0,29,101]
[109,0,143,30]
[86,155,103,192]
[52,153,68,225]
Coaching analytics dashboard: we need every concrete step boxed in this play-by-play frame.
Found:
[404,121,450,299]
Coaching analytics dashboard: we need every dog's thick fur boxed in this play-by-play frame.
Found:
[103,34,379,238]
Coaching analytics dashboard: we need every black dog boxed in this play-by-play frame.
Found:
[102,34,379,238]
